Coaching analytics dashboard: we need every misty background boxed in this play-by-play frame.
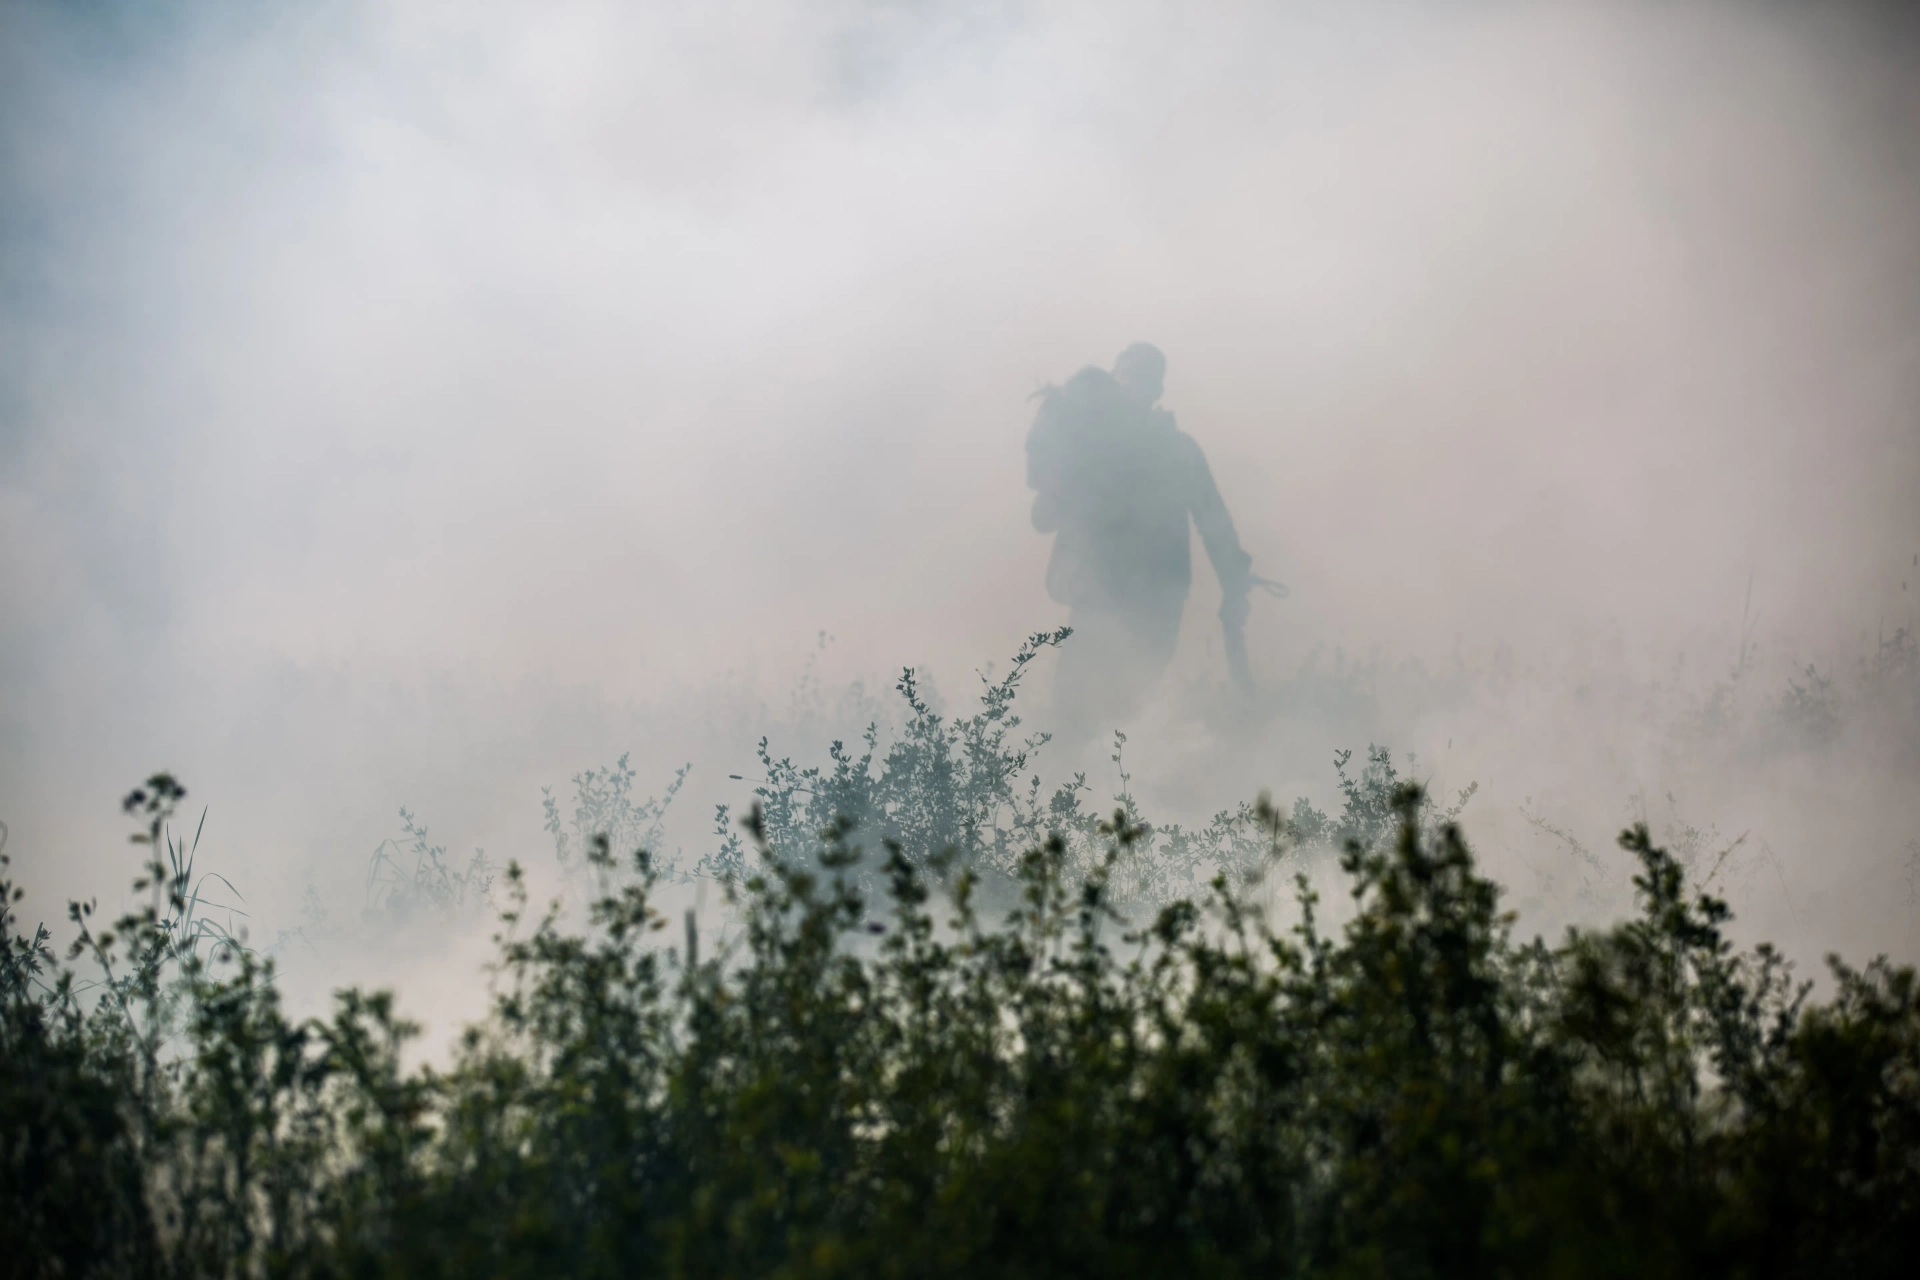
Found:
[3,0,1917,1032]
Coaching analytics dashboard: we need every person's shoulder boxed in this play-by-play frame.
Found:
[1162,412,1202,452]
[1166,421,1215,476]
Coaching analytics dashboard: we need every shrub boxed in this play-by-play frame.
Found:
[4,761,1916,1277]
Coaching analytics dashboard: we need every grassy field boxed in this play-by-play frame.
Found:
[6,639,1917,1276]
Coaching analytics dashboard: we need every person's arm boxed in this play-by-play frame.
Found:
[1183,434,1253,612]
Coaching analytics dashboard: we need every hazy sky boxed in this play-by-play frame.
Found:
[3,0,1917,955]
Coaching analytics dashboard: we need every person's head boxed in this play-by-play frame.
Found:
[1113,342,1166,405]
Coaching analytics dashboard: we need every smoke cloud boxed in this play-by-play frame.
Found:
[4,0,1917,1025]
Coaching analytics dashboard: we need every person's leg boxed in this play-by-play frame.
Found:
[1131,595,1186,675]
[1098,597,1184,723]
[1053,596,1186,742]
[1052,603,1130,744]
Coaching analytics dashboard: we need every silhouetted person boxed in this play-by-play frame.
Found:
[1028,342,1253,733]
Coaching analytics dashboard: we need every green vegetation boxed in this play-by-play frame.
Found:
[4,638,1917,1277]
[362,809,495,928]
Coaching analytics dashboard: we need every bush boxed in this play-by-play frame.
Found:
[716,631,1460,917]
[4,756,1917,1277]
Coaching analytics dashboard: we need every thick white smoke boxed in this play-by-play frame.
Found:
[3,1,1916,1033]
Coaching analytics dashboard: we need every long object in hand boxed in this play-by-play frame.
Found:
[1225,618,1256,694]
[1224,574,1288,695]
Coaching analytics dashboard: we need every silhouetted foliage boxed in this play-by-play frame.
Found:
[721,629,1374,917]
[363,808,494,925]
[5,753,1917,1277]
[543,754,692,890]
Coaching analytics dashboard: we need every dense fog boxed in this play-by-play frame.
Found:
[4,0,1917,1038]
